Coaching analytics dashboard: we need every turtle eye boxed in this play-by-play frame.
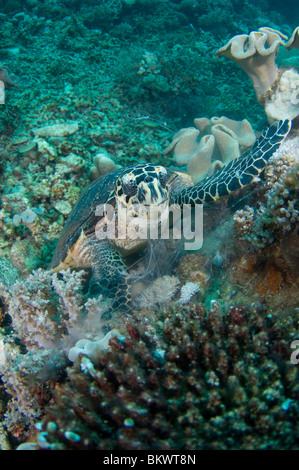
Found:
[159,171,167,188]
[123,179,138,196]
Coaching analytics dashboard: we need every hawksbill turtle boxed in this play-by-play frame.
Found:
[50,119,292,312]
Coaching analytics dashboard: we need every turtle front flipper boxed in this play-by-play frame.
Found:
[88,240,132,315]
[171,119,292,207]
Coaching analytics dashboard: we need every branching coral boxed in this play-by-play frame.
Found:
[1,268,86,349]
[0,267,108,439]
[34,301,298,450]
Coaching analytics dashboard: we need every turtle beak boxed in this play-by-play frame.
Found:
[142,195,168,206]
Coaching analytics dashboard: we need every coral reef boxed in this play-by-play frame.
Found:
[34,302,298,450]
[0,0,298,451]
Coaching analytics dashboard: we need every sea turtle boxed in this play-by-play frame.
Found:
[50,119,291,312]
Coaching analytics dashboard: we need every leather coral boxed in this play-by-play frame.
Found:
[164,116,256,183]
[216,26,299,124]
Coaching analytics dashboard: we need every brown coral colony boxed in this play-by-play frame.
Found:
[0,7,298,452]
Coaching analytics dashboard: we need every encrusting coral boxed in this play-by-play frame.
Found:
[216,26,299,123]
[263,68,299,124]
[164,116,256,182]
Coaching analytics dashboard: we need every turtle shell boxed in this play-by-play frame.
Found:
[49,166,192,271]
[50,167,123,270]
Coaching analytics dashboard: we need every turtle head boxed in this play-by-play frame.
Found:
[116,164,169,207]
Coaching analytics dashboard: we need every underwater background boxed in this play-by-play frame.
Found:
[0,0,298,450]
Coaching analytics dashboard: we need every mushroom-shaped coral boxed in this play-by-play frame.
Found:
[163,126,215,182]
[206,116,256,162]
[263,26,299,123]
[216,26,299,124]
[215,27,288,101]
[164,116,256,182]
[286,26,299,50]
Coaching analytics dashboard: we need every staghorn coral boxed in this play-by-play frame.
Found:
[164,116,256,182]
[34,301,298,450]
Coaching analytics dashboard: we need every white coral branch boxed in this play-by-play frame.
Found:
[177,282,200,305]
